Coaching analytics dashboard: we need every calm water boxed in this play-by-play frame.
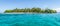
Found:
[0,13,60,26]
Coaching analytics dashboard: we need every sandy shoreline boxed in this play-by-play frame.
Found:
[0,12,39,14]
[0,12,57,14]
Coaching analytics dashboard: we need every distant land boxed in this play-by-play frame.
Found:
[4,7,57,13]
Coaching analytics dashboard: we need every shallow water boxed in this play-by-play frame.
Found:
[0,13,60,26]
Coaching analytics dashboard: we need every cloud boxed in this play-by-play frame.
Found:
[53,8,60,12]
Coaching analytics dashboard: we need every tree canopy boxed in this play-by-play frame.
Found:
[4,7,57,13]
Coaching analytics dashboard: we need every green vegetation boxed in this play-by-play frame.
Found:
[4,7,57,13]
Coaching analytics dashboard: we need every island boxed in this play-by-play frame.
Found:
[4,7,57,13]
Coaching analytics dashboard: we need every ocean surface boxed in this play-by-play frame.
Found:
[0,13,60,26]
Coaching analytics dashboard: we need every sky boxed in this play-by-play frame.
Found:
[0,0,60,13]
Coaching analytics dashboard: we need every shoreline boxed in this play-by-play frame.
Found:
[0,12,57,14]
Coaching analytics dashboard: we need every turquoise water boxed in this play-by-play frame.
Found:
[0,13,60,26]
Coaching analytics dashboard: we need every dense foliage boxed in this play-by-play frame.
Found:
[4,7,57,13]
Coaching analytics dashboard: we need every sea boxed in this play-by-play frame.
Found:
[0,13,60,26]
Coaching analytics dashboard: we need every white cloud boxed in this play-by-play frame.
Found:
[53,8,60,12]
